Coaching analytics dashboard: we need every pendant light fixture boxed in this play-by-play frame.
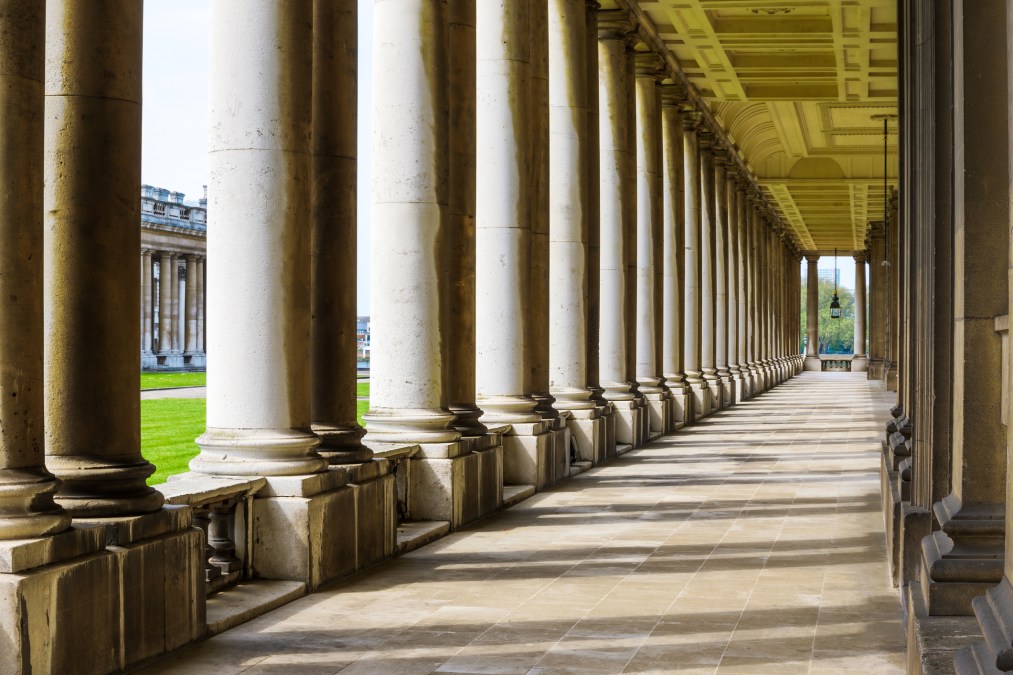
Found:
[829,247,841,318]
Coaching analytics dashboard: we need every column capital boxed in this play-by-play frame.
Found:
[585,0,601,10]
[634,50,666,80]
[141,248,154,256]
[853,252,867,264]
[681,109,702,130]
[659,82,688,107]
[804,253,820,264]
[698,129,715,148]
[712,146,729,165]
[597,10,635,41]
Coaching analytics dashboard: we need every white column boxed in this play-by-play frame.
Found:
[141,250,154,356]
[713,149,730,405]
[660,86,688,416]
[852,253,869,371]
[726,172,740,392]
[183,254,198,355]
[44,0,163,514]
[596,12,635,406]
[193,0,328,475]
[548,0,594,412]
[584,1,604,406]
[195,256,205,355]
[682,117,705,401]
[698,134,719,404]
[170,254,180,353]
[0,0,69,538]
[476,0,541,424]
[157,252,171,355]
[633,52,664,397]
[736,185,750,394]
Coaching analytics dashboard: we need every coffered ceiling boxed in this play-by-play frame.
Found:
[615,0,899,253]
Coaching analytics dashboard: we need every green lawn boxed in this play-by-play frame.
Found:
[142,396,369,485]
[141,371,206,390]
[142,398,205,485]
[356,381,369,397]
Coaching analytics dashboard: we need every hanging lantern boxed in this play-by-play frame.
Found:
[829,248,841,318]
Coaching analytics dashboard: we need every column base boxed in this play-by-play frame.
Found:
[2,506,206,672]
[612,399,643,447]
[599,404,617,459]
[643,391,670,438]
[407,432,505,529]
[868,357,886,380]
[906,575,984,675]
[667,384,690,430]
[881,444,903,586]
[958,576,1013,673]
[689,382,712,420]
[705,379,721,414]
[718,375,735,409]
[251,465,396,589]
[852,354,869,372]
[183,352,207,368]
[141,351,158,370]
[156,352,185,368]
[563,406,607,466]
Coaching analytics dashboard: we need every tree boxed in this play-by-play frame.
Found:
[799,276,856,355]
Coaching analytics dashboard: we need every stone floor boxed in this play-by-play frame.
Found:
[142,372,905,674]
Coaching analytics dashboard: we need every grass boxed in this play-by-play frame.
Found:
[142,398,205,485]
[141,371,206,390]
[356,381,369,398]
[141,395,370,485]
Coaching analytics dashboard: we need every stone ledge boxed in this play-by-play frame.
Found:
[78,504,192,546]
[616,443,634,456]
[206,580,307,636]
[395,520,450,555]
[159,473,265,506]
[0,525,107,573]
[259,470,347,498]
[569,460,593,477]
[503,484,535,508]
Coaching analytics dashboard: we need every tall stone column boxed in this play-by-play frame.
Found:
[683,117,709,417]
[852,253,869,371]
[0,0,69,539]
[157,252,172,358]
[183,255,198,358]
[585,0,605,411]
[195,256,205,356]
[713,150,732,407]
[548,0,600,462]
[660,86,689,427]
[141,250,154,364]
[193,0,328,476]
[634,52,667,434]
[725,172,741,400]
[44,0,163,514]
[170,254,181,354]
[596,11,640,445]
[310,0,369,462]
[921,0,1008,615]
[698,134,720,410]
[867,220,888,379]
[803,255,821,371]
[735,183,750,398]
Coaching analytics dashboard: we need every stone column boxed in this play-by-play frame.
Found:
[661,85,689,428]
[310,0,369,461]
[170,254,180,354]
[585,0,605,411]
[713,150,732,407]
[0,0,69,539]
[183,255,198,357]
[141,250,154,363]
[44,0,163,515]
[804,256,820,370]
[921,0,1008,615]
[633,52,667,434]
[735,183,750,398]
[683,117,710,417]
[867,220,888,379]
[193,0,328,475]
[725,171,740,400]
[852,253,869,371]
[157,252,171,357]
[195,256,205,356]
[698,134,720,410]
[596,11,639,444]
[476,0,540,429]
[548,0,599,460]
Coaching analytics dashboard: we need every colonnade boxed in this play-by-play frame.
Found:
[0,1,803,671]
[881,0,1013,672]
[801,253,869,372]
[141,250,207,368]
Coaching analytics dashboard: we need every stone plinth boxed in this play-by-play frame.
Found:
[501,420,560,491]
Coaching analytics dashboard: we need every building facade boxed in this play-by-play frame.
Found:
[140,185,208,369]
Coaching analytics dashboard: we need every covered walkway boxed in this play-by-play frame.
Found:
[145,373,904,675]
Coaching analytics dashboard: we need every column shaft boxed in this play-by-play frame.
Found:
[0,0,69,538]
[170,255,180,353]
[476,0,542,423]
[141,250,153,355]
[195,256,205,354]
[184,255,198,355]
[682,120,702,386]
[853,254,868,371]
[548,0,593,411]
[596,15,635,403]
[660,89,685,394]
[698,137,717,386]
[310,0,370,459]
[194,0,328,474]
[584,1,604,405]
[713,152,729,387]
[158,253,171,355]
[726,173,739,383]
[44,0,162,514]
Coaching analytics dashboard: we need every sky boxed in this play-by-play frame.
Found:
[143,1,856,316]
